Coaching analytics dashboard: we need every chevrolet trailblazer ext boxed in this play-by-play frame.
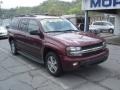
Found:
[8,15,109,76]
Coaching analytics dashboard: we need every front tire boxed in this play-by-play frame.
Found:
[109,29,114,33]
[10,40,18,55]
[45,52,63,77]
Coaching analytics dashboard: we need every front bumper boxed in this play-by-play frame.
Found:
[61,48,109,71]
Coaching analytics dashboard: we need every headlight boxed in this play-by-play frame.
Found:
[103,42,106,48]
[66,47,82,56]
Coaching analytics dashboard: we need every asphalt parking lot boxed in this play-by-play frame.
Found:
[0,39,120,90]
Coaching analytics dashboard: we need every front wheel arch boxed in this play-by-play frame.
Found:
[43,47,61,64]
[9,37,14,44]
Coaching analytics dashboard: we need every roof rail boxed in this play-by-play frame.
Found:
[15,15,36,17]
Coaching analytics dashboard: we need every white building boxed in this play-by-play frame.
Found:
[82,0,120,35]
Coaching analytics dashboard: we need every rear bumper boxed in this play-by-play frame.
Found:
[61,48,109,71]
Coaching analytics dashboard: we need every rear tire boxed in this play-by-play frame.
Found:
[45,52,63,77]
[10,40,18,55]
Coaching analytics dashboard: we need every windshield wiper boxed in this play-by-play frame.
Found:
[64,29,79,32]
[45,31,64,33]
[46,29,79,33]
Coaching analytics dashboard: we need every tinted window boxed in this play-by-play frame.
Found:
[10,18,19,29]
[28,20,39,32]
[19,19,28,32]
[93,22,103,25]
[104,22,112,26]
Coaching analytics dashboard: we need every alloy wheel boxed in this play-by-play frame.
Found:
[47,56,58,74]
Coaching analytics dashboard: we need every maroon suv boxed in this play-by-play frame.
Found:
[8,15,109,76]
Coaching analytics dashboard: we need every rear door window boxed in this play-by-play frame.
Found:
[19,19,28,32]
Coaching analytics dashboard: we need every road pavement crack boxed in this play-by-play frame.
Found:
[72,73,112,90]
[18,80,35,90]
[0,68,39,82]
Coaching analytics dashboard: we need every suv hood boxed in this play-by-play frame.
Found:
[52,32,102,46]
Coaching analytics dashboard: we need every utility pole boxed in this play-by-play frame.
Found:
[0,0,3,19]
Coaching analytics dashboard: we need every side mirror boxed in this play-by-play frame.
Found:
[30,31,40,35]
[30,31,44,38]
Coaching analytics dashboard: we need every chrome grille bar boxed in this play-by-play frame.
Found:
[79,46,103,54]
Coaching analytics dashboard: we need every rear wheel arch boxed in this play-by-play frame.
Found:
[9,37,14,43]
[9,38,18,55]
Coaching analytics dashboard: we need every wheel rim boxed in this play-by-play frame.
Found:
[47,56,58,74]
[11,42,15,54]
[109,29,113,33]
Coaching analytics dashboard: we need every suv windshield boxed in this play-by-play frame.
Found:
[40,18,78,33]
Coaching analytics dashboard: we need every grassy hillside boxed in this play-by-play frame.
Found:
[1,0,82,18]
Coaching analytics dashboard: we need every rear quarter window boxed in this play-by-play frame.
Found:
[19,19,28,32]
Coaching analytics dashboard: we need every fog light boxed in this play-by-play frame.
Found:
[73,62,79,66]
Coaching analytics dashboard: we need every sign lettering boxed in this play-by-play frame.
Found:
[91,0,120,8]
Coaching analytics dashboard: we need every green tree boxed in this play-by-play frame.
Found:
[1,0,82,18]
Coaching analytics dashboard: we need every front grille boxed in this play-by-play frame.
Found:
[82,49,103,57]
[79,42,104,57]
[82,42,103,50]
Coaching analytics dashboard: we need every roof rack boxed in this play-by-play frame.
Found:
[15,14,36,17]
[15,14,57,18]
